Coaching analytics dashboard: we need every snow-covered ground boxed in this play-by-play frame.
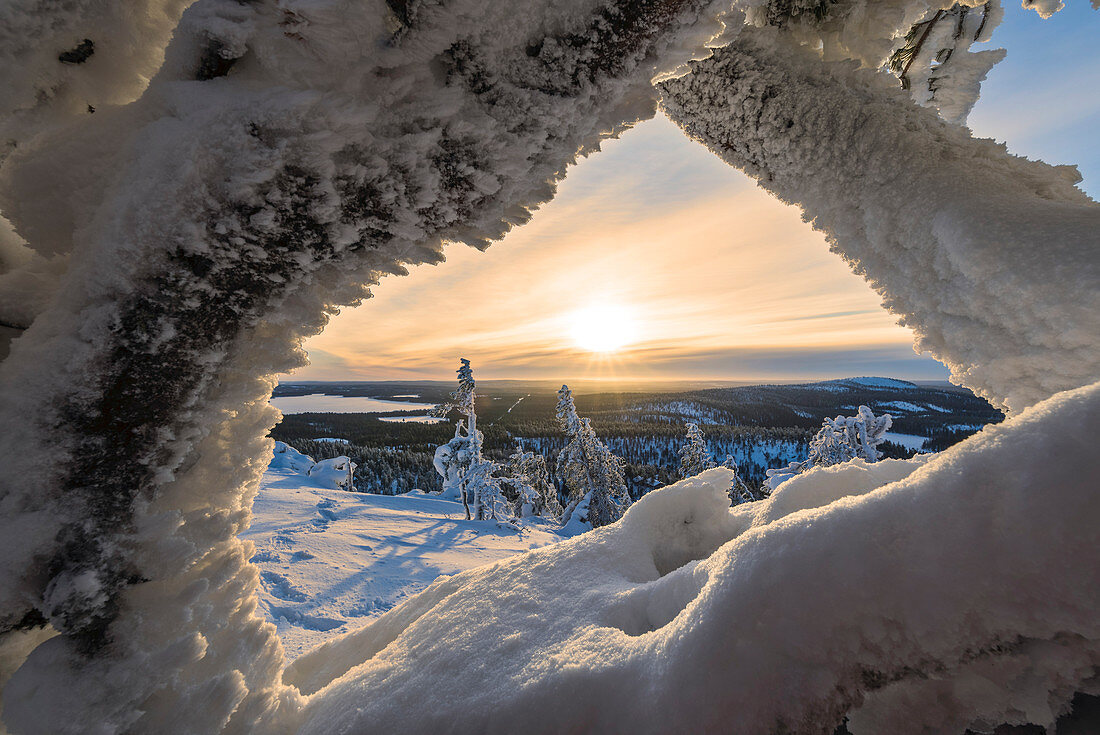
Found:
[241,447,565,659]
[285,384,1100,733]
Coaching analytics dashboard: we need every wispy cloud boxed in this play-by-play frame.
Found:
[288,117,931,382]
[287,13,1097,384]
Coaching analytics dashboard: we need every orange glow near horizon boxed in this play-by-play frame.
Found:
[283,116,942,383]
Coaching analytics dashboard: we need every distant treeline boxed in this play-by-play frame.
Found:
[270,381,1001,498]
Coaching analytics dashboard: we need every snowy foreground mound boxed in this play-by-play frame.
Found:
[283,383,1099,734]
[244,445,563,658]
[0,0,1096,731]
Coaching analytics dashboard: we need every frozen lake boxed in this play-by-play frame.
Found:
[378,415,446,423]
[883,431,928,451]
[270,394,436,414]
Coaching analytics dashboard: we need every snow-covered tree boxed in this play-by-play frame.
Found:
[765,406,892,490]
[749,0,1004,124]
[679,422,714,478]
[722,455,762,506]
[432,420,474,503]
[819,405,892,464]
[502,449,562,520]
[463,460,508,522]
[659,23,1098,413]
[431,359,503,520]
[887,1,1003,124]
[555,385,631,529]
[433,358,477,424]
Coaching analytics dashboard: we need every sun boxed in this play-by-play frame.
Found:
[568,304,639,353]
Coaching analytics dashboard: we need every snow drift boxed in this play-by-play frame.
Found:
[286,382,1099,734]
[0,0,1097,732]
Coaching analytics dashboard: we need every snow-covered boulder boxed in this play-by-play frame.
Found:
[308,457,356,492]
[271,441,316,474]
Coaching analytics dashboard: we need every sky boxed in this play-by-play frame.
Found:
[287,3,1099,384]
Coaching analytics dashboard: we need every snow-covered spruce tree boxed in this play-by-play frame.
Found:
[431,359,505,520]
[555,385,631,529]
[678,422,714,478]
[502,449,562,520]
[431,360,479,518]
[0,0,731,726]
[765,405,892,490]
[463,458,508,522]
[722,455,761,506]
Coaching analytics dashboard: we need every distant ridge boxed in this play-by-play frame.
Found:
[821,377,919,390]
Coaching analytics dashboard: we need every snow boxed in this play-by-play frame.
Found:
[0,0,738,714]
[240,457,563,660]
[286,382,1100,734]
[0,0,1096,732]
[1024,0,1065,19]
[661,26,1099,414]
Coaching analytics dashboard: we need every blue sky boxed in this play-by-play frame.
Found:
[290,4,1098,383]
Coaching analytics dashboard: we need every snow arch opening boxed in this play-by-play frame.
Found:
[0,0,1096,733]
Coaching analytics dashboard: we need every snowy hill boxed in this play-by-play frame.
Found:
[241,445,565,658]
[820,376,918,390]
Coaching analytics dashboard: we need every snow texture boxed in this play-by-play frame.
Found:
[242,449,563,659]
[1,0,1098,732]
[660,25,1099,414]
[287,382,1100,734]
[0,0,734,730]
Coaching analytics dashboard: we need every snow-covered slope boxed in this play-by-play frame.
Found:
[285,382,1100,734]
[243,447,564,659]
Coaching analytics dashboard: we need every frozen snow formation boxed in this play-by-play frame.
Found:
[659,24,1099,413]
[270,441,356,491]
[0,0,732,730]
[286,387,1099,734]
[0,0,1097,733]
